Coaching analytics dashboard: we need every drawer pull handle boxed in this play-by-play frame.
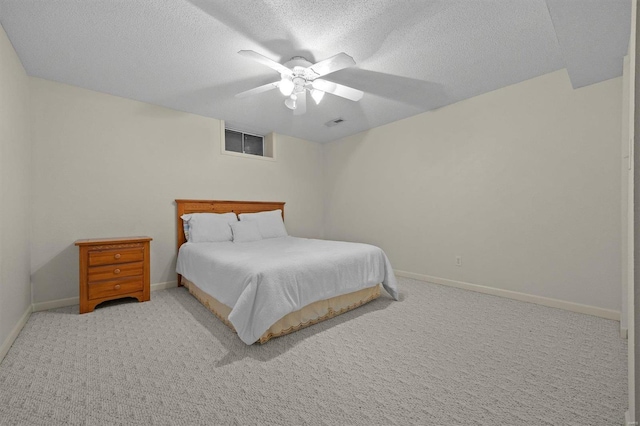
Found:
[114,268,121,274]
[114,254,121,259]
[114,284,121,290]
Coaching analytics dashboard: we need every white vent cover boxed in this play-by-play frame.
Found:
[325,118,345,127]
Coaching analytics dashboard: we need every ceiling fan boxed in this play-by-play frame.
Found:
[235,50,364,115]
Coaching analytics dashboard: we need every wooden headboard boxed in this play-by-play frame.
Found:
[175,199,285,286]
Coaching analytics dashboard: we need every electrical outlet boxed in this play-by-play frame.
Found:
[455,256,462,267]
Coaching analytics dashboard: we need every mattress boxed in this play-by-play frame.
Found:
[176,236,398,344]
[183,278,381,344]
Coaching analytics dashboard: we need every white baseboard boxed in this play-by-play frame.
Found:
[32,280,180,312]
[32,296,79,312]
[0,304,32,363]
[151,280,178,291]
[621,327,629,339]
[395,270,620,321]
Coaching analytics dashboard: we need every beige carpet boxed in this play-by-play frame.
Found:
[0,278,627,425]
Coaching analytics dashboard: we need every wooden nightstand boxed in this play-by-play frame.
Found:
[75,236,152,314]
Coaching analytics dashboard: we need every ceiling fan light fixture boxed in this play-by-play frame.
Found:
[237,50,363,116]
[279,77,294,96]
[284,96,297,110]
[311,89,325,105]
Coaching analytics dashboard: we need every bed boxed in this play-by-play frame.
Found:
[175,199,399,344]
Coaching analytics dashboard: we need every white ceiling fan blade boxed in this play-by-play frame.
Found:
[308,52,356,78]
[235,81,280,98]
[293,90,306,115]
[312,79,363,102]
[238,50,292,76]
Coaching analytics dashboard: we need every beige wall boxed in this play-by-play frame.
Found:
[324,69,622,312]
[29,78,325,303]
[9,63,627,316]
[0,25,31,351]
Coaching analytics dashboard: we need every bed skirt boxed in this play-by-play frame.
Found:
[182,278,381,344]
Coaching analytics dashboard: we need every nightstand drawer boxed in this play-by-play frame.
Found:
[88,277,143,300]
[88,261,143,283]
[89,248,144,266]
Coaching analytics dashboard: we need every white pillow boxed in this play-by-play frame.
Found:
[238,209,288,239]
[181,212,237,243]
[230,221,263,243]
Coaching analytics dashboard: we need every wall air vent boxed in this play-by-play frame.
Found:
[325,118,345,128]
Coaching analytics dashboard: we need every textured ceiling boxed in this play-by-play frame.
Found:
[0,0,631,143]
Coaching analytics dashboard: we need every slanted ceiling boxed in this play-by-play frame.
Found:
[0,0,631,143]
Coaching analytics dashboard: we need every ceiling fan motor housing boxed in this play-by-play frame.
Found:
[284,56,313,70]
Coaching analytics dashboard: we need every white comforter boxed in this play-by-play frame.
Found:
[176,236,399,344]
